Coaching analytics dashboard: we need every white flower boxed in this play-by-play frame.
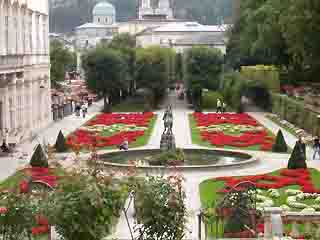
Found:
[301,207,316,213]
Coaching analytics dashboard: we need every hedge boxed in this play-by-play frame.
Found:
[241,65,280,93]
[271,93,320,135]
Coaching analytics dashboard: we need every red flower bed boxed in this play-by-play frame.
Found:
[193,113,274,150]
[67,112,154,148]
[215,169,320,194]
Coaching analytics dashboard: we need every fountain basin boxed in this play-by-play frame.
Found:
[98,149,257,172]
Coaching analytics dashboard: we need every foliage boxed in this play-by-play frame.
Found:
[50,40,76,88]
[229,0,320,82]
[272,130,288,153]
[0,191,40,240]
[55,130,67,153]
[45,171,127,240]
[30,144,49,168]
[149,149,186,166]
[134,176,187,240]
[202,91,224,110]
[288,141,307,169]
[135,46,174,109]
[82,46,127,112]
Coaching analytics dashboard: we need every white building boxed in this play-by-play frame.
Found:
[75,1,118,49]
[0,0,51,145]
[136,22,229,54]
[118,0,180,35]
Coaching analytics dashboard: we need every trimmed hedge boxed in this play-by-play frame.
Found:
[272,130,288,153]
[271,93,320,135]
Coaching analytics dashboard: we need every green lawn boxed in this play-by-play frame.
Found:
[189,114,276,151]
[199,168,320,237]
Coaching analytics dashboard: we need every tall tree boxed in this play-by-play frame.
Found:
[184,47,224,110]
[50,40,76,87]
[82,46,126,112]
[135,46,174,109]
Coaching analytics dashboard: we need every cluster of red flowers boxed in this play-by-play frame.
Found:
[193,113,274,150]
[88,112,154,127]
[67,112,154,148]
[216,169,320,194]
[20,167,58,193]
[32,214,49,236]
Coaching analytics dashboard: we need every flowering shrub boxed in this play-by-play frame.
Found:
[67,112,154,148]
[193,113,274,150]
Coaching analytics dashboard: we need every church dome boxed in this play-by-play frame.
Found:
[92,1,116,16]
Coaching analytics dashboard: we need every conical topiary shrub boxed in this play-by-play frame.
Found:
[272,130,288,153]
[55,130,67,152]
[30,144,48,168]
[287,141,307,169]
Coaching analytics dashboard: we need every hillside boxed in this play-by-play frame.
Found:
[49,0,232,33]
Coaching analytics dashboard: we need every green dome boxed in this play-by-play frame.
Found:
[93,1,116,16]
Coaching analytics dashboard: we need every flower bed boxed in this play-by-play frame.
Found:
[191,113,274,151]
[200,168,320,238]
[67,112,155,149]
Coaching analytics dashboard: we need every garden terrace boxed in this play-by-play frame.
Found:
[190,113,275,151]
[66,112,156,150]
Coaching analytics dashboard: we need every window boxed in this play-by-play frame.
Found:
[98,18,100,22]
[106,17,108,23]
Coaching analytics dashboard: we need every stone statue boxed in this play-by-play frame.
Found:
[163,105,173,134]
[160,105,175,150]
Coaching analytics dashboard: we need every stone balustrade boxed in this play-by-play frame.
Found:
[264,207,320,239]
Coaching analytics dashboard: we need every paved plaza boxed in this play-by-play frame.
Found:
[1,92,320,240]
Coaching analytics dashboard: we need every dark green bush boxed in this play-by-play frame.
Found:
[30,144,48,168]
[272,130,288,153]
[55,130,67,152]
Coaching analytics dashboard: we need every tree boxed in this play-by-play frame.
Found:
[82,46,126,112]
[109,33,136,95]
[55,130,67,153]
[50,40,76,87]
[287,140,307,169]
[184,47,224,110]
[30,144,48,168]
[272,130,288,153]
[135,46,174,109]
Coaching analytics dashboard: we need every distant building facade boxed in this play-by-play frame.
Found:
[0,0,51,144]
[75,1,118,49]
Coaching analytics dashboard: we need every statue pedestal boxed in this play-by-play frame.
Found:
[160,133,176,151]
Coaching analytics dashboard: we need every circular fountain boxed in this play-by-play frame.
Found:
[98,106,257,173]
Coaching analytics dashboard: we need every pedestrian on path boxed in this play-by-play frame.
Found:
[81,103,87,118]
[313,136,320,160]
[216,99,222,113]
[75,103,81,117]
[222,102,227,113]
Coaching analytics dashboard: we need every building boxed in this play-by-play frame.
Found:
[0,0,51,145]
[118,0,181,35]
[75,1,118,49]
[136,22,229,54]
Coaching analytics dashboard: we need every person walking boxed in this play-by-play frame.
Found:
[313,136,320,160]
[75,103,81,117]
[81,103,87,118]
[222,102,227,113]
[216,99,222,113]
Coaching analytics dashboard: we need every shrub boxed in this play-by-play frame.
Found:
[30,144,48,168]
[287,141,307,169]
[272,130,288,153]
[149,149,185,166]
[55,130,67,152]
[202,91,224,110]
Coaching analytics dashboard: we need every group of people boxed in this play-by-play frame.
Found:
[73,101,88,118]
[216,99,227,113]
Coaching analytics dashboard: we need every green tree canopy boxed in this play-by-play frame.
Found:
[135,46,175,108]
[82,46,127,112]
[50,40,76,87]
